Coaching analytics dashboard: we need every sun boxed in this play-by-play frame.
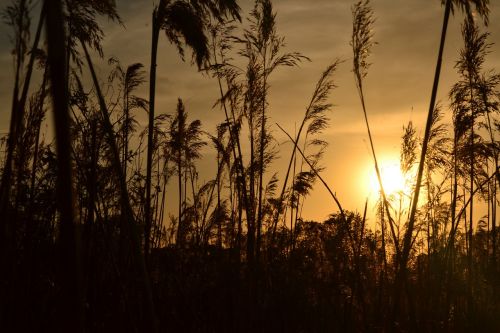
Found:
[368,160,406,197]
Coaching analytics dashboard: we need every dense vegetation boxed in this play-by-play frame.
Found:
[0,0,498,332]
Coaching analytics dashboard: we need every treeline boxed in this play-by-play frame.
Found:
[0,0,499,332]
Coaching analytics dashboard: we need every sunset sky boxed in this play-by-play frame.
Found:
[1,0,499,223]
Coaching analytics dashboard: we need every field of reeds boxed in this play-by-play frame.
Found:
[0,0,499,332]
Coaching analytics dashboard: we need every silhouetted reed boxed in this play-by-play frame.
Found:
[0,0,499,331]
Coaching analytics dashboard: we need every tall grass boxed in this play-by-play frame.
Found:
[0,0,498,331]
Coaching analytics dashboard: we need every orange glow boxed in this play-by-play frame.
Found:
[368,160,406,197]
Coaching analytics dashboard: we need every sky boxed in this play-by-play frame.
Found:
[1,0,499,224]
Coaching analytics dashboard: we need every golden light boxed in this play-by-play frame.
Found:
[368,160,406,197]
